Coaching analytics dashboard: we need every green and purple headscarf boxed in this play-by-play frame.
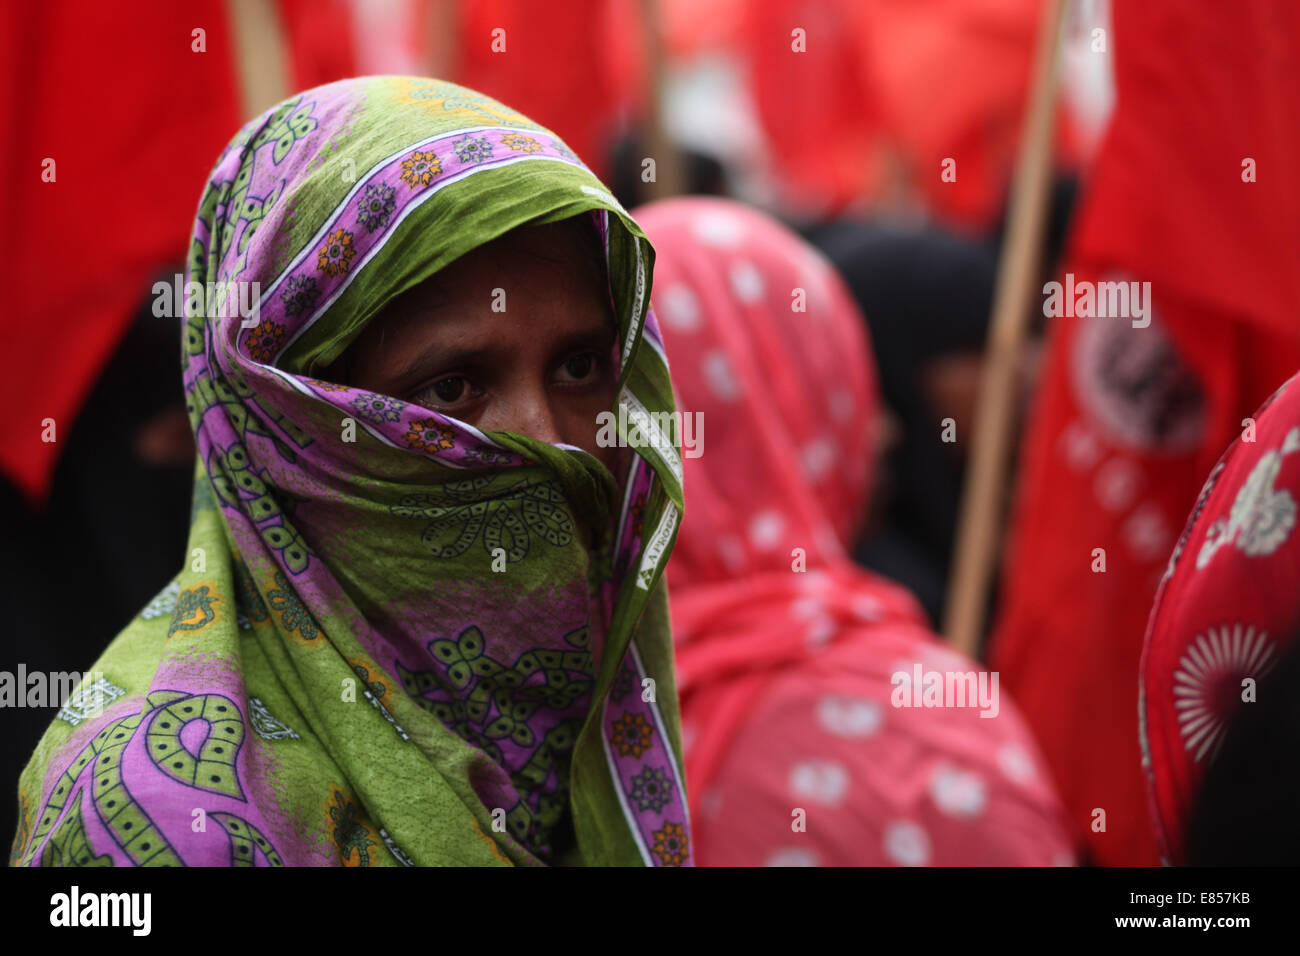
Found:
[11,76,690,867]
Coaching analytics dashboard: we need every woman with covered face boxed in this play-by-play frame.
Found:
[12,77,691,868]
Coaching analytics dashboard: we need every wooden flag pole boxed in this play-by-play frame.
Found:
[943,0,1067,656]
[227,0,290,122]
[638,0,685,199]
[425,0,460,84]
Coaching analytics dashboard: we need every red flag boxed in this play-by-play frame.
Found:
[738,0,1075,227]
[0,1,356,504]
[451,0,648,183]
[991,0,1300,866]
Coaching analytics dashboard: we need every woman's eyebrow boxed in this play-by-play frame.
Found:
[390,323,616,385]
[550,326,618,359]
[394,342,500,383]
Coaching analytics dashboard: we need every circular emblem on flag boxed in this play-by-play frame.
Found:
[1070,295,1206,453]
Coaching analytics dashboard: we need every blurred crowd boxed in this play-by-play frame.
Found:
[4,0,1299,866]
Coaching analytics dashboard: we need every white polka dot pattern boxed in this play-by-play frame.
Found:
[789,759,850,806]
[692,210,746,247]
[930,764,988,818]
[815,696,883,738]
[729,259,765,303]
[749,510,785,550]
[998,743,1036,784]
[883,820,932,866]
[702,350,742,401]
[766,847,820,867]
[658,282,701,331]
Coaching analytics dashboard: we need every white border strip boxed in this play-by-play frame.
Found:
[627,639,693,838]
[611,456,643,559]
[599,695,655,866]
[620,389,683,487]
[619,237,647,368]
[636,502,678,590]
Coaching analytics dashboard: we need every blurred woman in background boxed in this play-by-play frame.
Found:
[638,197,1075,865]
[1141,370,1300,865]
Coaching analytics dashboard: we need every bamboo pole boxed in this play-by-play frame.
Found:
[943,0,1067,656]
[638,0,685,199]
[227,0,290,122]
[425,0,459,82]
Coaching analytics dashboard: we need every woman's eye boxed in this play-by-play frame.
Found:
[433,377,468,402]
[557,352,601,384]
[415,375,474,407]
